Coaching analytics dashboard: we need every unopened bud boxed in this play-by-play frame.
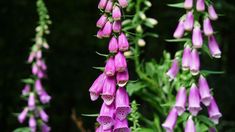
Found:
[139,12,146,20]
[146,18,158,26]
[138,39,146,47]
[136,25,143,33]
[124,51,133,57]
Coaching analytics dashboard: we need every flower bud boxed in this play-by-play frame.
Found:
[138,39,146,47]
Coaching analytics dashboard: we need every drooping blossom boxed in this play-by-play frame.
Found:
[192,26,203,48]
[113,119,130,132]
[116,68,129,87]
[184,116,196,132]
[39,108,49,122]
[190,49,200,75]
[203,17,214,36]
[174,87,187,115]
[208,5,218,21]
[118,0,128,8]
[208,35,221,58]
[108,37,119,53]
[105,57,116,76]
[102,21,112,37]
[113,21,122,33]
[166,59,179,80]
[173,20,185,38]
[188,84,202,116]
[28,93,36,110]
[115,87,131,121]
[184,11,194,31]
[105,0,113,13]
[208,97,222,124]
[112,6,122,21]
[101,77,116,105]
[22,85,30,96]
[97,103,115,130]
[198,75,212,106]
[98,0,107,9]
[96,14,107,28]
[182,45,191,70]
[114,52,127,72]
[89,73,106,101]
[18,107,29,123]
[118,33,129,51]
[162,108,178,132]
[29,116,36,132]
[196,0,205,12]
[184,0,193,9]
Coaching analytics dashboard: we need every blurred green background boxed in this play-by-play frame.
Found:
[0,0,235,131]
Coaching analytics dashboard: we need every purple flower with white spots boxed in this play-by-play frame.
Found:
[188,84,202,116]
[208,5,218,21]
[162,108,178,132]
[166,59,179,80]
[208,97,222,124]
[97,103,115,130]
[113,119,130,132]
[208,35,221,58]
[89,73,106,101]
[101,77,116,105]
[190,49,200,75]
[184,11,194,31]
[174,87,187,115]
[198,75,212,106]
[184,116,196,132]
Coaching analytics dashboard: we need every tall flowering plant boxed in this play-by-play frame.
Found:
[162,0,222,131]
[15,0,51,131]
[89,0,131,131]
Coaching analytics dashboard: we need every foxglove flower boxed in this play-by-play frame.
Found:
[105,0,113,13]
[35,79,44,95]
[102,21,112,38]
[39,90,51,104]
[208,35,221,58]
[22,85,30,95]
[188,84,202,116]
[203,17,214,36]
[28,52,36,63]
[190,49,200,75]
[105,57,116,76]
[174,87,187,115]
[113,21,122,33]
[208,97,222,124]
[29,116,36,132]
[28,93,35,110]
[198,75,212,106]
[112,6,122,21]
[102,77,116,105]
[184,11,194,31]
[36,51,42,59]
[196,0,205,12]
[182,45,191,70]
[97,29,104,39]
[32,64,38,75]
[98,0,107,9]
[173,20,185,38]
[118,33,129,51]
[115,87,131,121]
[166,59,179,80]
[116,68,129,87]
[89,73,106,101]
[184,0,193,9]
[108,37,118,53]
[18,107,29,123]
[162,108,178,132]
[114,52,127,72]
[96,14,107,28]
[192,26,203,48]
[184,116,196,132]
[41,123,51,132]
[208,5,218,21]
[97,103,115,130]
[39,108,49,122]
[113,119,130,132]
[118,0,128,8]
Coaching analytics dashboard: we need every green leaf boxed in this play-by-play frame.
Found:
[13,127,31,132]
[167,2,185,8]
[145,62,156,77]
[81,113,99,117]
[95,51,109,57]
[201,70,225,76]
[144,32,159,38]
[21,78,34,84]
[139,128,154,132]
[197,115,215,127]
[92,66,104,71]
[165,38,190,42]
[126,82,146,96]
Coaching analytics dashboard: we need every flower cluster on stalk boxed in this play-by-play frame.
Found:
[163,0,222,131]
[17,0,51,131]
[89,0,131,131]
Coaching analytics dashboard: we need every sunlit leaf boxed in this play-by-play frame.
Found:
[167,2,185,8]
[126,82,146,96]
